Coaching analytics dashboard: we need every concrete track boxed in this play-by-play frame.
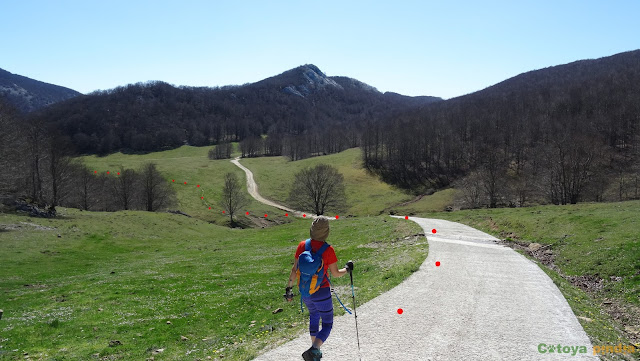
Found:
[231,158,596,360]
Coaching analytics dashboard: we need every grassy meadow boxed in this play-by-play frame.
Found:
[241,148,459,216]
[240,148,414,216]
[0,209,425,360]
[3,144,639,360]
[79,145,286,227]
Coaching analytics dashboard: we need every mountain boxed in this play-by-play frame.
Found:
[363,49,640,205]
[33,64,442,154]
[0,68,81,112]
[257,64,345,97]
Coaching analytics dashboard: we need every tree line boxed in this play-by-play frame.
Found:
[29,66,439,156]
[363,50,640,207]
[0,99,176,215]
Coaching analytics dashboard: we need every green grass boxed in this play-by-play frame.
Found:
[79,145,284,226]
[0,208,425,360]
[80,146,457,220]
[7,145,638,359]
[390,188,457,215]
[539,262,637,361]
[240,148,415,216]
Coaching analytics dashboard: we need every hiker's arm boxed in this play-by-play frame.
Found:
[328,262,349,278]
[286,259,298,288]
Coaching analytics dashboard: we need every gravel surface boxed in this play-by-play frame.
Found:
[253,217,598,360]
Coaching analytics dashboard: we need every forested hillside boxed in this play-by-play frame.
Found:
[3,50,640,213]
[32,65,440,155]
[363,50,640,206]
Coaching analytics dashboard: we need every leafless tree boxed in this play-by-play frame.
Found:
[113,167,138,210]
[47,136,74,210]
[264,129,283,156]
[544,133,601,205]
[240,136,262,158]
[478,151,506,208]
[0,100,22,203]
[456,171,483,209]
[209,142,233,159]
[23,117,48,205]
[140,162,175,211]
[219,172,248,225]
[73,165,99,210]
[288,164,346,215]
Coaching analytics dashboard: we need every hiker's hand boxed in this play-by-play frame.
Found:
[345,260,354,272]
[284,287,293,302]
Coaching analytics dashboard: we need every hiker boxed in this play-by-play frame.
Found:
[284,216,354,361]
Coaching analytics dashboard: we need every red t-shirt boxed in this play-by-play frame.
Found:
[295,239,338,288]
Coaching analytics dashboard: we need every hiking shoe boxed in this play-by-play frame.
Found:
[301,346,322,361]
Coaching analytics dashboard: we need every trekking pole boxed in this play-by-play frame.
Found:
[349,267,362,361]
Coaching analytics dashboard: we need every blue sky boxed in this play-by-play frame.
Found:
[2,0,639,98]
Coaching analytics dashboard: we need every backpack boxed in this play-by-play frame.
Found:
[296,239,352,314]
[297,239,330,298]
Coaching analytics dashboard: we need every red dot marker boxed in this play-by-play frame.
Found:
[405,216,408,220]
[208,207,211,210]
[184,181,187,185]
[222,211,226,214]
[303,214,307,218]
[335,215,339,219]
[285,213,288,217]
[117,172,120,175]
[172,179,175,182]
[246,211,249,215]
[397,308,403,314]
[201,196,204,200]
[197,185,200,188]
[432,229,437,234]
[106,171,110,174]
[94,171,97,174]
[435,261,441,267]
[264,214,268,217]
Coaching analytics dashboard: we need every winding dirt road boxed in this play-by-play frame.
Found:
[232,158,597,360]
[231,157,316,218]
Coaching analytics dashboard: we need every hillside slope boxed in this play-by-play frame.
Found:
[363,49,640,204]
[0,67,80,112]
[240,148,414,216]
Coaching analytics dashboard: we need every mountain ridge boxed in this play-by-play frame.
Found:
[32,64,442,154]
[0,68,81,112]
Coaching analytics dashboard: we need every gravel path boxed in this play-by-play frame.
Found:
[231,157,317,218]
[253,217,598,360]
[231,158,596,360]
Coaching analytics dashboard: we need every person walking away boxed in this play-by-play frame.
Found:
[284,216,354,361]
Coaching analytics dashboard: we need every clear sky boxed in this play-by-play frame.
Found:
[2,0,639,99]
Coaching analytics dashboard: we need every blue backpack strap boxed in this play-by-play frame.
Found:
[326,276,352,315]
